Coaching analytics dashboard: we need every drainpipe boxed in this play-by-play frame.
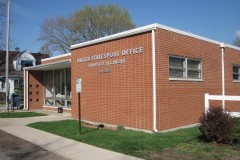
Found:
[220,42,225,111]
[23,69,26,110]
[26,70,29,110]
[152,29,158,133]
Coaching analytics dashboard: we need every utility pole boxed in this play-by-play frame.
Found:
[5,0,10,112]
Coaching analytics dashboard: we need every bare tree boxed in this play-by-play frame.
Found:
[39,43,52,56]
[39,4,135,54]
[39,16,77,54]
[234,31,240,47]
[0,2,6,50]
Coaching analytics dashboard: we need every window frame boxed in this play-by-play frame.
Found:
[44,68,71,108]
[233,65,240,82]
[21,60,33,70]
[169,56,203,81]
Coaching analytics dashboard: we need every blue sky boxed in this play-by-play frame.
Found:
[5,0,240,54]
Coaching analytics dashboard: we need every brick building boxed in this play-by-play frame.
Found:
[24,23,240,132]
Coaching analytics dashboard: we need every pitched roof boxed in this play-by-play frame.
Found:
[31,52,49,65]
[0,50,20,77]
[0,50,49,77]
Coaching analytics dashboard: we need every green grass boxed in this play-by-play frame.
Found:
[28,118,240,160]
[0,112,47,118]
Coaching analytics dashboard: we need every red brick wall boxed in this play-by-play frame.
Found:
[155,28,240,131]
[225,47,240,111]
[71,32,154,130]
[27,55,71,111]
[28,71,44,110]
[71,28,240,131]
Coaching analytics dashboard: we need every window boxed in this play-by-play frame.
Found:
[1,81,5,90]
[14,78,23,101]
[44,69,71,108]
[21,60,33,70]
[44,71,53,98]
[54,69,65,98]
[233,65,240,81]
[14,78,23,92]
[66,68,71,98]
[169,56,202,79]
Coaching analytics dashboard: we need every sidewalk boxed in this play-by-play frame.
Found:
[0,110,142,160]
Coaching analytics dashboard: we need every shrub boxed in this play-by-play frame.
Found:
[199,107,235,143]
[117,125,125,130]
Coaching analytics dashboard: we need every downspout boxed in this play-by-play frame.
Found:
[23,69,26,110]
[26,70,29,110]
[152,29,158,133]
[220,42,225,111]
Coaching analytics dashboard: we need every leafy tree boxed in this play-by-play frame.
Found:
[39,4,135,54]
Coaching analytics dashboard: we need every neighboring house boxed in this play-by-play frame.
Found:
[13,51,36,71]
[0,48,49,101]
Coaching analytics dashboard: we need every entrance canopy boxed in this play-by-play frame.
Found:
[24,59,71,71]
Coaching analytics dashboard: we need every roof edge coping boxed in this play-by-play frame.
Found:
[25,59,71,71]
[41,53,71,62]
[70,23,240,51]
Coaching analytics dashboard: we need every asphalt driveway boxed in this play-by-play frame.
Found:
[0,130,69,160]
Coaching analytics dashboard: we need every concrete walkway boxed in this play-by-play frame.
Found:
[0,110,142,160]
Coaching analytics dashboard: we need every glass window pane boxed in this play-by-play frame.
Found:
[188,59,200,70]
[1,81,5,89]
[233,74,240,80]
[233,66,240,80]
[188,70,201,79]
[45,99,53,106]
[66,100,71,108]
[55,69,65,98]
[233,66,240,74]
[21,60,33,70]
[45,71,53,97]
[55,99,65,106]
[66,68,71,98]
[169,68,185,78]
[169,57,186,78]
[169,57,185,68]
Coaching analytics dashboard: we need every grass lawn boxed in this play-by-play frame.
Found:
[0,112,47,118]
[28,118,240,160]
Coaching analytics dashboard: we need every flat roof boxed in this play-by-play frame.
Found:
[41,53,71,62]
[24,59,71,71]
[71,23,240,51]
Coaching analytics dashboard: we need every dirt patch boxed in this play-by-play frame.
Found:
[0,130,69,160]
[146,149,196,160]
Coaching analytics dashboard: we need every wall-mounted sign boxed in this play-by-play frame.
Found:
[77,47,144,65]
[77,47,144,74]
[76,78,82,93]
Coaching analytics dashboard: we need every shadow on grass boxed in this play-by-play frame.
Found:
[80,124,106,134]
[197,132,239,145]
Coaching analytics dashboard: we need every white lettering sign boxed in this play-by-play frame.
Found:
[77,47,143,64]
